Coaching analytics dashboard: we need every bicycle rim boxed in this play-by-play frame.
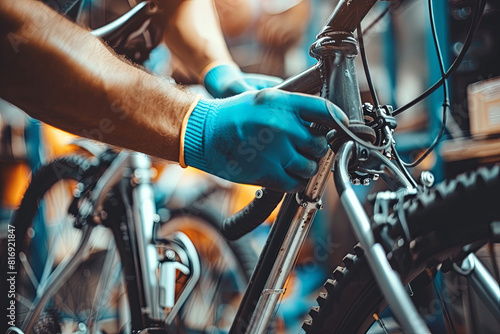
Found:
[1,156,129,334]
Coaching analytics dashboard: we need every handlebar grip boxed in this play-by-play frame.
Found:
[221,188,284,241]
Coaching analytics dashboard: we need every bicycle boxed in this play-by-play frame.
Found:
[2,0,500,333]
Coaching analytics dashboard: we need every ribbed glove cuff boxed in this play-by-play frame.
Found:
[183,99,212,170]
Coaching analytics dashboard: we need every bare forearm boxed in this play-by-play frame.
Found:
[0,0,195,161]
[163,0,233,79]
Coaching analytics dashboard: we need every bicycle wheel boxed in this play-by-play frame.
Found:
[157,204,257,334]
[1,156,129,334]
[301,165,500,333]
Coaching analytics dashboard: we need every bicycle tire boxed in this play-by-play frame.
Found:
[1,155,129,334]
[158,204,258,333]
[301,165,500,334]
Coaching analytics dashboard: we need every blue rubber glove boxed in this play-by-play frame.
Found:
[183,89,348,192]
[203,64,283,98]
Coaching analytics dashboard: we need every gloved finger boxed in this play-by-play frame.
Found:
[251,159,307,192]
[265,172,308,193]
[244,74,283,89]
[257,90,349,129]
[222,80,255,97]
[283,154,319,179]
[284,124,328,159]
[296,132,329,159]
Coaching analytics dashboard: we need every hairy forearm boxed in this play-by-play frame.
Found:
[0,0,196,161]
[163,0,233,79]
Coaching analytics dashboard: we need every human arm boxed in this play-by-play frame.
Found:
[0,0,196,161]
[162,0,282,97]
[0,0,348,192]
[257,0,311,50]
[162,0,232,80]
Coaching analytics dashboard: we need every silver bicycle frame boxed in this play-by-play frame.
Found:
[128,152,164,321]
[239,13,431,331]
[245,150,335,333]
[128,153,201,326]
[238,16,499,333]
[455,253,500,321]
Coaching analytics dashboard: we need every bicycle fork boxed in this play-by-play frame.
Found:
[127,153,201,329]
[231,30,430,334]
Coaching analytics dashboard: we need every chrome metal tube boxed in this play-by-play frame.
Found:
[335,141,430,334]
[245,150,334,333]
[129,152,163,321]
[165,233,201,325]
[458,253,500,320]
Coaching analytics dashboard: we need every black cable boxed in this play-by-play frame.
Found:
[358,22,414,180]
[393,0,485,116]
[392,145,418,187]
[359,7,420,185]
[339,1,483,160]
[332,116,393,151]
[364,4,392,35]
[358,23,380,108]
[400,0,450,168]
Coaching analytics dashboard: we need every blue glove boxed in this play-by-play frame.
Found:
[203,64,283,98]
[182,89,348,192]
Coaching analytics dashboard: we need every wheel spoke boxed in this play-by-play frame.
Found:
[89,235,120,334]
[16,293,34,309]
[19,252,38,290]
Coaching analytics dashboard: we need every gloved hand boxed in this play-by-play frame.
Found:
[203,63,283,98]
[181,89,348,192]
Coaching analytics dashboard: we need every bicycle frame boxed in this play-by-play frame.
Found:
[228,1,497,333]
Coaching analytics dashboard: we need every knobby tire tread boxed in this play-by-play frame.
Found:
[301,165,500,334]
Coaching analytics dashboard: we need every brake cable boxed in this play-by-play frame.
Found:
[393,0,486,116]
